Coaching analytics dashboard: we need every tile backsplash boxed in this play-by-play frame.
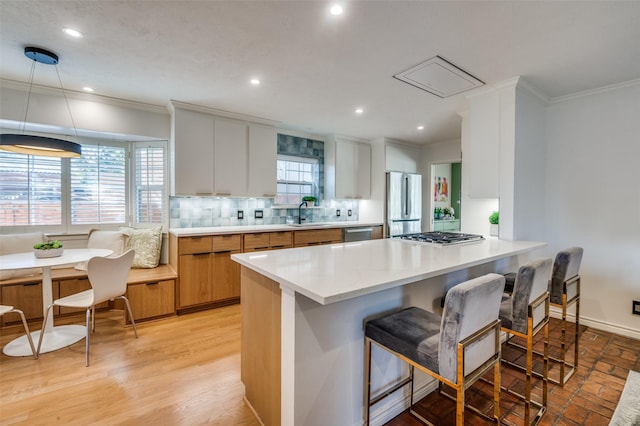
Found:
[170,197,359,229]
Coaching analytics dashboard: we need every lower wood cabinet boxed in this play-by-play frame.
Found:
[293,228,342,247]
[0,280,47,325]
[126,279,175,323]
[178,252,214,308]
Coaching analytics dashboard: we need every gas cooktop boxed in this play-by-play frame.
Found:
[397,231,484,245]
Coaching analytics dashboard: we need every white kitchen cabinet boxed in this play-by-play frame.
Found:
[214,118,248,196]
[173,109,215,195]
[464,91,500,198]
[172,103,278,197]
[335,139,371,199]
[248,124,277,197]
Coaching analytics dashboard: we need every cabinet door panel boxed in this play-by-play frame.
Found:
[214,119,247,196]
[178,254,213,307]
[354,143,371,198]
[212,250,241,301]
[248,124,277,197]
[174,109,215,195]
[1,281,44,324]
[126,279,175,322]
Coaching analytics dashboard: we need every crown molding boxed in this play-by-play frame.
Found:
[169,99,281,127]
[1,78,169,115]
[549,78,640,104]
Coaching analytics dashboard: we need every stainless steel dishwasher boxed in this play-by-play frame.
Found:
[342,226,373,242]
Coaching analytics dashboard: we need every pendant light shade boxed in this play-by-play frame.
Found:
[0,134,82,157]
[0,46,82,158]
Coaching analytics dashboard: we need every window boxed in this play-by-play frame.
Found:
[134,143,166,225]
[70,144,126,224]
[0,137,167,231]
[276,155,317,204]
[0,153,62,226]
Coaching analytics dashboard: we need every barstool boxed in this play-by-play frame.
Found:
[499,257,552,426]
[504,247,583,386]
[364,273,505,426]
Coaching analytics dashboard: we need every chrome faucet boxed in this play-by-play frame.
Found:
[298,201,307,224]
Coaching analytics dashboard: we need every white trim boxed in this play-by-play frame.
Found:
[549,307,640,340]
[1,78,168,114]
[169,99,281,127]
[549,78,640,104]
[368,377,439,426]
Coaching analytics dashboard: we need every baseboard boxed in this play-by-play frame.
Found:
[367,377,439,426]
[550,307,640,340]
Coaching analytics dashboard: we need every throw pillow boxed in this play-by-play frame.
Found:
[119,225,163,269]
[0,232,44,280]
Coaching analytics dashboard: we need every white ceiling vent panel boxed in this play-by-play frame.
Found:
[394,56,484,98]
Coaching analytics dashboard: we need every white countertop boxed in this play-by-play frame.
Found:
[232,237,546,305]
[169,221,382,236]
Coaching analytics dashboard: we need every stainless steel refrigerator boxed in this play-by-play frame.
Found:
[386,171,422,237]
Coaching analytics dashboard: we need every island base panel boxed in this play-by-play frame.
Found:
[240,266,281,426]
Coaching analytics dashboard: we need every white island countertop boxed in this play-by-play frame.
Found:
[232,237,546,305]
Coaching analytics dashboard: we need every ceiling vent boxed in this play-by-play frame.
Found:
[393,56,484,98]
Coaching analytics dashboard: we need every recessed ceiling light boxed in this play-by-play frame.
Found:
[83,87,94,92]
[250,78,260,85]
[330,5,343,15]
[417,125,424,130]
[355,108,364,114]
[62,28,83,38]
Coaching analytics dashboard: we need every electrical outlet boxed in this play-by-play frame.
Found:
[255,210,263,219]
[348,209,352,217]
[237,210,243,220]
[633,300,640,316]
[336,209,341,217]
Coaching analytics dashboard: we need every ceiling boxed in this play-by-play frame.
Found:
[1,1,639,145]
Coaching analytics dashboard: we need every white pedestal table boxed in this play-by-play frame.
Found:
[0,248,112,357]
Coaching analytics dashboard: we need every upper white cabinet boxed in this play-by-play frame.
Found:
[214,118,247,196]
[172,103,277,197]
[335,139,371,199]
[248,124,277,197]
[464,90,500,198]
[173,109,215,195]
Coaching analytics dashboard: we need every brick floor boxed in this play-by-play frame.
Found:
[384,318,640,425]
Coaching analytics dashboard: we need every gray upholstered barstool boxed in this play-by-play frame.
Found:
[504,247,583,386]
[364,273,505,426]
[499,257,552,426]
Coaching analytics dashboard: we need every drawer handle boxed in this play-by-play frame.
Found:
[216,192,232,196]
[213,250,232,254]
[193,252,210,256]
[271,245,285,249]
[23,282,39,287]
[146,281,159,286]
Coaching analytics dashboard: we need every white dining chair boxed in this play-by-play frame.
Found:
[0,305,38,359]
[36,249,137,366]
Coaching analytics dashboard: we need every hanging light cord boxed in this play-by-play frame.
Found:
[54,63,79,138]
[20,59,37,134]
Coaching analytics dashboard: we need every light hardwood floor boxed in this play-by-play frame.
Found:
[0,305,260,425]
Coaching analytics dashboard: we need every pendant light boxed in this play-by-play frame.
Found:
[0,46,81,158]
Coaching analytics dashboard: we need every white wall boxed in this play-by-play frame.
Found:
[1,82,170,139]
[543,81,640,336]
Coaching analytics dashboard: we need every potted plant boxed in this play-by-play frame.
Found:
[301,196,317,206]
[489,211,499,236]
[33,240,64,258]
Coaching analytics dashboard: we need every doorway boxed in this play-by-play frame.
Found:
[430,162,461,232]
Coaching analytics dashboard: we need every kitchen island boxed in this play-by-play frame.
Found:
[232,237,545,426]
